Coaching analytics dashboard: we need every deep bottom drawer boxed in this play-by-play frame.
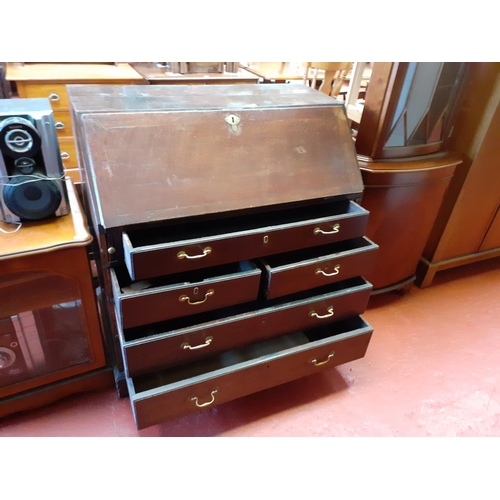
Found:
[126,316,373,429]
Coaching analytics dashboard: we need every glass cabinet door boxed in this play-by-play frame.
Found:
[0,270,97,393]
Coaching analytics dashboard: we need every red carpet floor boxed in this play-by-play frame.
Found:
[1,257,500,437]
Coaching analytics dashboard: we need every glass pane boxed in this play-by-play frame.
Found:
[0,271,91,389]
[390,62,418,129]
[386,114,406,147]
[405,62,443,139]
[427,63,462,137]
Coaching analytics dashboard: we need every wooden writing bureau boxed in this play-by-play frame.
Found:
[68,84,378,429]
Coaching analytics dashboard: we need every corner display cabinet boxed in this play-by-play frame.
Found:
[354,62,467,293]
[68,84,378,429]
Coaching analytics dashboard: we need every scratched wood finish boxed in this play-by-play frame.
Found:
[68,84,363,229]
[71,84,376,426]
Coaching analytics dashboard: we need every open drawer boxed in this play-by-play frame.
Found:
[118,277,373,377]
[126,316,373,429]
[122,200,369,280]
[111,261,261,330]
[260,237,378,299]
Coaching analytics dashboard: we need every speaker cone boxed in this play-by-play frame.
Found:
[3,174,62,220]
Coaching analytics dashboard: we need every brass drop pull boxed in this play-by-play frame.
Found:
[55,121,65,130]
[191,390,218,408]
[181,336,213,350]
[177,247,212,260]
[48,93,60,102]
[314,223,340,235]
[315,265,340,277]
[179,289,215,305]
[309,306,334,319]
[310,353,335,367]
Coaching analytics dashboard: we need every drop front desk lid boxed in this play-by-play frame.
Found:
[68,84,363,229]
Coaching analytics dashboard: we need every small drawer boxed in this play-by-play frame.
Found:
[119,277,372,377]
[58,137,78,169]
[260,237,378,299]
[126,316,373,429]
[17,83,69,109]
[53,110,74,138]
[111,261,261,330]
[122,200,369,281]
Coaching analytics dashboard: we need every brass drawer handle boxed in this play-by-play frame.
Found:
[181,336,213,350]
[177,247,212,260]
[314,223,340,235]
[310,353,335,367]
[309,306,334,319]
[60,152,70,160]
[179,289,214,305]
[48,93,60,102]
[191,390,217,408]
[315,265,340,277]
[55,121,65,130]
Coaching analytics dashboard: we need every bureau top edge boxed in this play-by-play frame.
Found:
[67,84,344,114]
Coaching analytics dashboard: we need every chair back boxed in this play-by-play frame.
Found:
[304,62,352,96]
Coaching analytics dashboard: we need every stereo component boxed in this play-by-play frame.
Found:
[0,98,69,222]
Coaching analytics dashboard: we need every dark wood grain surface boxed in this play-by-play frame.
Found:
[69,84,363,229]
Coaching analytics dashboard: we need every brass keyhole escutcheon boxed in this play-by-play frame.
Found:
[225,114,241,132]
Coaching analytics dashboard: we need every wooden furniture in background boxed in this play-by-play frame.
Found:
[345,62,372,124]
[160,62,239,73]
[354,62,468,292]
[0,62,10,98]
[131,63,260,85]
[303,62,352,97]
[5,63,146,184]
[242,62,324,83]
[416,63,500,286]
[359,153,462,292]
[69,83,377,429]
[0,179,112,418]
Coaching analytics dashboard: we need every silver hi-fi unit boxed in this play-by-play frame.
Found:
[0,98,69,222]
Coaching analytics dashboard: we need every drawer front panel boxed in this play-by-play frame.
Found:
[53,110,74,138]
[123,201,369,280]
[111,264,262,330]
[18,83,69,109]
[58,138,78,169]
[262,237,378,299]
[121,279,372,376]
[128,317,373,429]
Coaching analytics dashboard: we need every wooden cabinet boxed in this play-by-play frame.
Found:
[416,63,500,286]
[69,84,377,429]
[0,180,112,417]
[5,63,146,184]
[353,62,467,292]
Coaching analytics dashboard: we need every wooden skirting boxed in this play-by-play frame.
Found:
[415,248,500,288]
[0,368,114,420]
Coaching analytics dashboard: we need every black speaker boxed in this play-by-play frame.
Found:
[0,98,69,222]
